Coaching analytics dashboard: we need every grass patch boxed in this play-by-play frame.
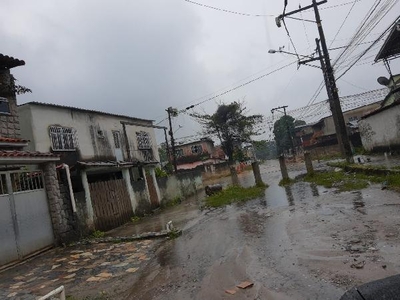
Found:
[304,171,369,191]
[131,216,141,223]
[205,185,266,208]
[91,230,105,239]
[279,178,295,186]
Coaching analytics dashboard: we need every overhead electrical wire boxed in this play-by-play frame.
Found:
[329,0,358,48]
[183,0,274,17]
[336,14,400,80]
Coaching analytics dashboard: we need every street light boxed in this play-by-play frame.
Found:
[268,49,313,60]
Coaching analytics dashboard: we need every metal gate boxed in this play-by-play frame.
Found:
[0,171,54,266]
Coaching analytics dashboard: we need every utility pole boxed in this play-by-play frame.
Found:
[166,107,178,173]
[276,0,353,162]
[271,105,295,156]
[163,127,171,166]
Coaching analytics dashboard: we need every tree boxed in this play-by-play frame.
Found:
[253,140,277,160]
[273,115,295,155]
[192,101,263,163]
[191,101,263,185]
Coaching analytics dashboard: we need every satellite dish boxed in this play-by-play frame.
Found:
[377,76,390,86]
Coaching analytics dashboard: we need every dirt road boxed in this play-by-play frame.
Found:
[122,160,400,299]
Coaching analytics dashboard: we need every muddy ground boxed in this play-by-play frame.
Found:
[115,159,400,299]
[2,159,400,299]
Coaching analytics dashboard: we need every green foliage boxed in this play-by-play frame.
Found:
[191,101,263,162]
[167,229,182,239]
[168,196,182,207]
[131,216,140,222]
[273,115,296,155]
[158,145,168,163]
[155,167,168,178]
[205,185,266,208]
[91,230,105,239]
[304,171,369,191]
[0,74,32,96]
[253,140,277,160]
[279,178,295,186]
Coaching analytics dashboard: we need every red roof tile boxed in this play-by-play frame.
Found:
[0,137,29,143]
[0,151,58,158]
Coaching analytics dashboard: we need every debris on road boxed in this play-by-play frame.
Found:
[225,288,238,295]
[350,261,365,269]
[236,281,254,289]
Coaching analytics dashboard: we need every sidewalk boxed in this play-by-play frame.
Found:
[0,239,158,299]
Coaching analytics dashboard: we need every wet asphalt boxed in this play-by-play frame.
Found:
[122,160,349,300]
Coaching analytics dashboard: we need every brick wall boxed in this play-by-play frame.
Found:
[42,162,77,244]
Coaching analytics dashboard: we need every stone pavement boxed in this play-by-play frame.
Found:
[0,239,157,299]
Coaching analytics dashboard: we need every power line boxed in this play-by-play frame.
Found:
[329,0,358,48]
[337,14,400,80]
[187,61,297,110]
[183,0,274,17]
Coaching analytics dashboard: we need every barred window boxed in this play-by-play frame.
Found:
[191,145,203,154]
[113,131,121,149]
[49,125,76,151]
[136,131,152,150]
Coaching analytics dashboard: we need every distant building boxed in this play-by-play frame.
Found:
[174,138,226,171]
[295,101,382,155]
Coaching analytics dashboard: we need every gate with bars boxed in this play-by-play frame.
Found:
[0,170,54,266]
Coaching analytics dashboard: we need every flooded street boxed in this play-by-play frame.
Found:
[119,160,400,300]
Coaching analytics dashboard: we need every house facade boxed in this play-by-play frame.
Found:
[359,20,400,153]
[18,102,160,165]
[295,101,382,155]
[18,102,163,232]
[175,138,226,171]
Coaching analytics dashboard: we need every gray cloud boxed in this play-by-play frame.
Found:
[0,0,399,144]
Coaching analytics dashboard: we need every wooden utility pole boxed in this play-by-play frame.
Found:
[271,105,295,155]
[276,0,353,162]
[166,107,178,173]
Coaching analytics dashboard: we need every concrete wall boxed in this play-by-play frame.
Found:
[359,105,400,152]
[18,104,160,163]
[157,171,203,206]
[131,180,152,216]
[322,102,381,136]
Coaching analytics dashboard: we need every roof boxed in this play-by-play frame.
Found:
[0,137,29,143]
[375,20,400,61]
[19,102,154,124]
[362,99,400,119]
[176,138,214,148]
[0,150,59,164]
[0,54,25,69]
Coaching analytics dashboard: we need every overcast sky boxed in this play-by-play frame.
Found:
[1,0,399,144]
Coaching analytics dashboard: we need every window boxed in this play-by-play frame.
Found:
[175,149,184,157]
[97,130,105,138]
[49,125,76,151]
[136,131,152,150]
[113,131,121,149]
[0,97,10,114]
[191,145,203,154]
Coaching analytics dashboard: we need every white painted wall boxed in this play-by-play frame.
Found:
[359,105,400,151]
[18,104,160,162]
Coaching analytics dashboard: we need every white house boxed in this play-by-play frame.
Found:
[18,102,163,231]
